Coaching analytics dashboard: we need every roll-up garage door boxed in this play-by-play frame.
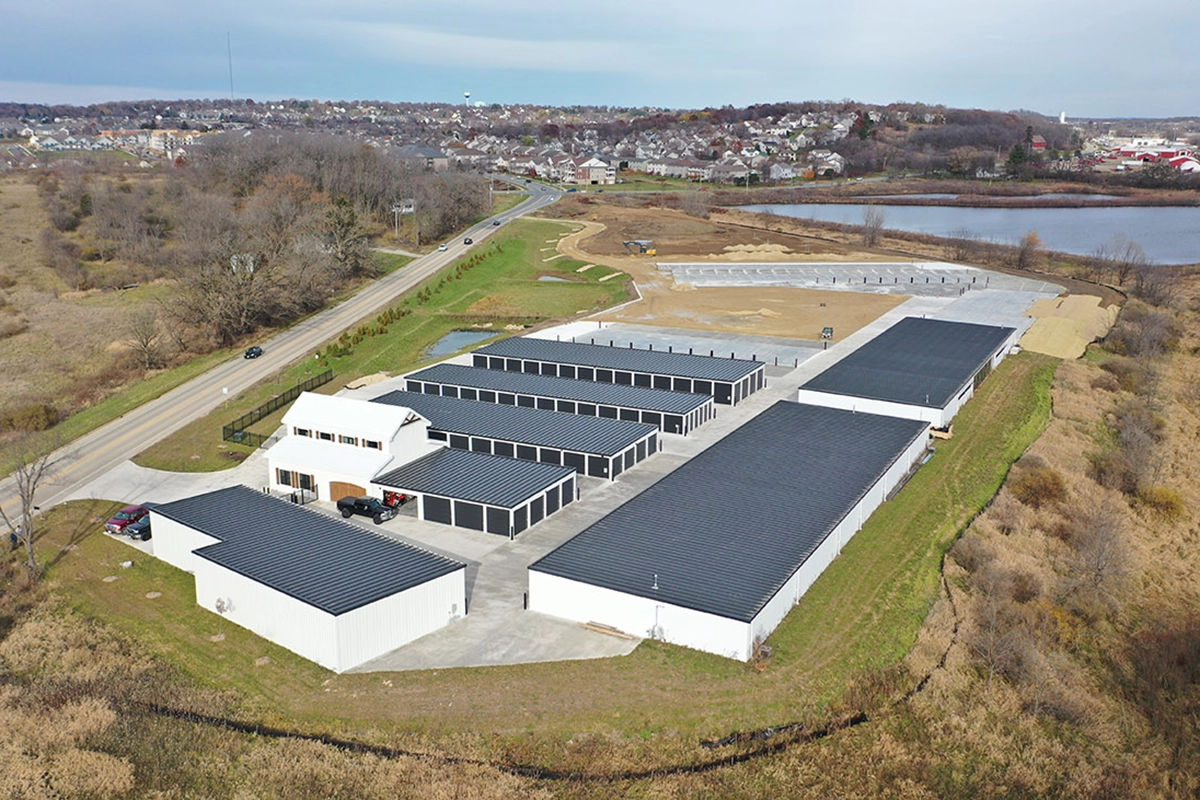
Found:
[424,496,452,524]
[454,501,484,531]
[486,507,509,536]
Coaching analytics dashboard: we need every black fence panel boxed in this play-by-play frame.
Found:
[222,370,333,448]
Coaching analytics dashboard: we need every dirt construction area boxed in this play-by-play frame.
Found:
[543,199,1116,351]
[548,204,906,341]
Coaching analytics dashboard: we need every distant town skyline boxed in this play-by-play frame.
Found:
[4,0,1198,118]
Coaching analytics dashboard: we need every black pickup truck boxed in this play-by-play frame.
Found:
[336,496,400,524]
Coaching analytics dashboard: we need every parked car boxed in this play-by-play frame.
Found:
[337,496,397,524]
[244,345,263,359]
[105,504,148,534]
[464,237,473,245]
[438,244,448,252]
[125,515,152,541]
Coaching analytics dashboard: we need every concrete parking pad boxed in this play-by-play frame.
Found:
[660,261,1063,297]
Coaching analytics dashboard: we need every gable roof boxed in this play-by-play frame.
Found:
[371,391,656,456]
[530,402,928,622]
[475,337,763,382]
[153,486,463,615]
[407,364,710,415]
[799,317,1015,409]
[282,392,423,442]
[373,447,574,508]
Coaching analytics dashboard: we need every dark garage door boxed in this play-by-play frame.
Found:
[486,507,509,536]
[424,496,452,525]
[454,501,484,531]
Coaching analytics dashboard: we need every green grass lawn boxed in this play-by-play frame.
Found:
[39,353,1059,753]
[134,219,630,472]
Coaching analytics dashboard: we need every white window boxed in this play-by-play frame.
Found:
[363,440,381,450]
[339,435,357,445]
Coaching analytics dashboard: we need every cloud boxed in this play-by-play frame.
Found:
[0,80,227,106]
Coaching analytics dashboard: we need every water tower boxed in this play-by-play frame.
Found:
[464,91,471,106]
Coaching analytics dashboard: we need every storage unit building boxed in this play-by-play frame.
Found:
[796,317,1019,428]
[371,390,659,480]
[472,336,766,406]
[150,486,466,673]
[405,363,714,436]
[373,447,577,537]
[529,402,930,661]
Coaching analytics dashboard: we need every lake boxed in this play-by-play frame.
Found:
[738,202,1200,265]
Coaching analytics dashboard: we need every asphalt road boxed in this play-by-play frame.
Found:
[0,178,562,521]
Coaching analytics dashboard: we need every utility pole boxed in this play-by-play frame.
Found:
[226,33,234,102]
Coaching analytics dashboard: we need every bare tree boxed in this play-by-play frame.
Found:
[945,227,981,263]
[324,195,373,277]
[1,440,60,578]
[1092,234,1147,286]
[1014,231,1042,271]
[1061,495,1131,610]
[966,594,1030,685]
[1133,264,1177,307]
[679,191,712,219]
[861,204,886,247]
[125,307,165,369]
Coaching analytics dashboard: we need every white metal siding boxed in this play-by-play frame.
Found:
[269,454,377,503]
[195,561,341,670]
[795,389,950,427]
[150,513,220,573]
[750,425,930,650]
[529,571,750,660]
[195,559,466,673]
[335,569,465,670]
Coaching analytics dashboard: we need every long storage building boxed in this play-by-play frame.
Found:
[371,390,659,480]
[528,401,930,661]
[472,336,766,405]
[151,486,466,673]
[405,363,714,436]
[373,447,577,537]
[796,317,1019,428]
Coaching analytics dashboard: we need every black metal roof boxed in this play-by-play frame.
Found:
[374,447,574,508]
[152,486,463,616]
[530,402,928,622]
[371,391,656,456]
[800,317,1015,408]
[476,336,763,382]
[407,364,710,415]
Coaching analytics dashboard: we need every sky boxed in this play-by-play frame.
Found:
[3,0,1198,117]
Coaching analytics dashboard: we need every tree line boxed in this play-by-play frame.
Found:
[34,133,488,353]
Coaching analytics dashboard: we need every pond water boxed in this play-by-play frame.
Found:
[865,192,1120,202]
[423,330,497,358]
[537,275,571,282]
[739,202,1200,265]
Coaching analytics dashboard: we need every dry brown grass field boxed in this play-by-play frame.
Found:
[0,175,174,420]
[5,179,1200,797]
